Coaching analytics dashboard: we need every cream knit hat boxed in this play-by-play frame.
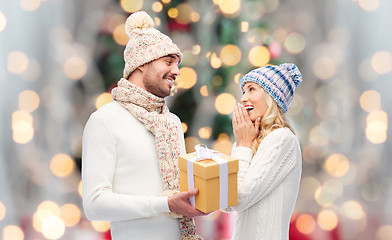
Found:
[123,11,183,79]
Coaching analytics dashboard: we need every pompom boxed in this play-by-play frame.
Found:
[125,11,154,36]
[280,63,303,87]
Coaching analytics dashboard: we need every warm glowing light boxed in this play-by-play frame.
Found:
[191,12,200,22]
[20,0,41,11]
[192,45,201,55]
[60,204,81,227]
[218,0,241,15]
[376,225,392,240]
[215,93,236,115]
[323,153,350,177]
[175,3,193,24]
[21,59,42,82]
[108,14,126,33]
[312,57,336,80]
[0,12,6,32]
[212,133,232,155]
[366,123,387,144]
[358,0,379,11]
[154,17,161,26]
[264,0,280,13]
[113,24,128,45]
[284,32,306,54]
[295,214,315,234]
[152,1,163,12]
[359,90,381,112]
[185,136,200,153]
[3,225,24,240]
[371,51,392,74]
[176,67,197,89]
[366,110,388,144]
[220,44,242,66]
[50,154,75,177]
[19,90,40,112]
[241,21,249,32]
[198,127,212,139]
[12,110,34,144]
[0,201,6,221]
[64,57,87,80]
[41,216,65,239]
[8,51,29,74]
[78,180,83,197]
[91,221,111,232]
[248,46,270,67]
[318,210,338,231]
[298,177,320,200]
[210,53,223,69]
[96,92,113,109]
[314,179,343,206]
[37,201,60,216]
[272,28,288,44]
[341,201,365,220]
[181,123,188,134]
[161,0,171,4]
[367,110,388,126]
[234,73,242,84]
[309,126,328,146]
[120,0,143,13]
[200,85,208,97]
[168,8,179,18]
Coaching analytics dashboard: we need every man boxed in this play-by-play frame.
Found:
[82,11,203,240]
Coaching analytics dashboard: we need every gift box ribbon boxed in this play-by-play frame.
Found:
[187,144,228,210]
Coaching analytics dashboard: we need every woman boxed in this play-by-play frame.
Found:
[229,63,303,239]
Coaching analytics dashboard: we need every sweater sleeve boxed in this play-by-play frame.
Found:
[231,129,300,212]
[82,114,169,222]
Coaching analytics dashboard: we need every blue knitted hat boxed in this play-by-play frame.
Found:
[240,63,302,113]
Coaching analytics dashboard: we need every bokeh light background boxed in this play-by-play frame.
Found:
[1,0,392,239]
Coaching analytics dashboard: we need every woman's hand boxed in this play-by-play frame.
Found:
[232,103,261,148]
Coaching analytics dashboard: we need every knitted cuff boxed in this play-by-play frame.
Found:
[162,189,183,219]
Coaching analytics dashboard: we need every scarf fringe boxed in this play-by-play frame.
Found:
[181,235,204,240]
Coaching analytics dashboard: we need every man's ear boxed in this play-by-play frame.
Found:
[137,64,146,73]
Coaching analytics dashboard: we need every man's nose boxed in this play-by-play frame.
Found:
[171,64,180,76]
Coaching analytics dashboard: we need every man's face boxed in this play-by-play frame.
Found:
[141,55,181,98]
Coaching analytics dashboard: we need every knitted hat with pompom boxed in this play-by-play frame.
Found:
[240,63,303,113]
[123,11,182,79]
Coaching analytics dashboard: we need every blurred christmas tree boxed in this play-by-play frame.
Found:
[91,0,284,156]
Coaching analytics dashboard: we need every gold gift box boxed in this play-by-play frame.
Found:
[179,152,238,213]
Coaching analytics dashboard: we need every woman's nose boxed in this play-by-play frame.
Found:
[240,93,248,103]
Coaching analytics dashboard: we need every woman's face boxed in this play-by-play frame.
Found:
[241,82,269,122]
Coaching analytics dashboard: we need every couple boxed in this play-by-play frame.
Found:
[82,11,302,240]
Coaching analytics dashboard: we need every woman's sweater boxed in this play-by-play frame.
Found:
[229,127,302,240]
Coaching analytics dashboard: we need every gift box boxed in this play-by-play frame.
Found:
[179,146,238,213]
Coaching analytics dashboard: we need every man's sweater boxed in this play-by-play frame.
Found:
[82,101,185,239]
[229,128,302,240]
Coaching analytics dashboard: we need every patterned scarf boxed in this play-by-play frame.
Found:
[112,78,202,240]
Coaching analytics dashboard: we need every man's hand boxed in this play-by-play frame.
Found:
[168,188,206,218]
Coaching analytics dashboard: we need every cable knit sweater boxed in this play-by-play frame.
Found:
[228,128,302,240]
[82,101,185,240]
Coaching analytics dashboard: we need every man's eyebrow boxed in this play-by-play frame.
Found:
[166,54,180,62]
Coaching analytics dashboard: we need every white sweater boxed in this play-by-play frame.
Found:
[229,128,302,240]
[82,101,186,240]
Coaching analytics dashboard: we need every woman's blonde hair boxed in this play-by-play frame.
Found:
[250,88,295,154]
